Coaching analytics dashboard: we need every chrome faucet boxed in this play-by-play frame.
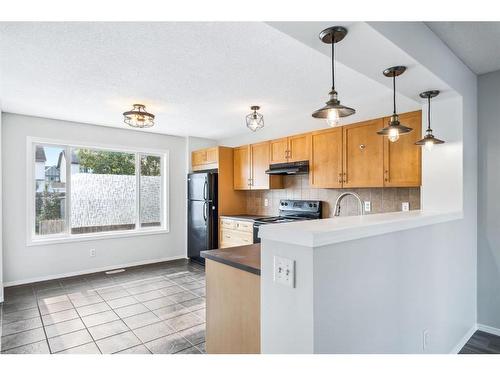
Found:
[334,192,364,216]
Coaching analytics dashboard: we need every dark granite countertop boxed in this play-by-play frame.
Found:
[201,243,261,275]
[219,214,271,222]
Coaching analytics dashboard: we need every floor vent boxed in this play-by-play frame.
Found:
[105,269,126,275]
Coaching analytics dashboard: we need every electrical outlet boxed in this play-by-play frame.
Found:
[273,256,295,288]
[422,329,430,352]
[264,198,269,207]
[364,201,371,212]
[90,248,96,257]
[402,202,410,212]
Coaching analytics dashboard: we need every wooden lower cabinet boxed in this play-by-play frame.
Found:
[206,259,260,354]
[343,119,385,188]
[219,218,253,248]
[383,110,422,187]
[309,127,343,188]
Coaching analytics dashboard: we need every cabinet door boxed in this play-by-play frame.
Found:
[343,119,384,188]
[269,138,288,164]
[288,133,310,162]
[310,128,343,188]
[250,141,271,190]
[205,147,218,164]
[192,149,206,167]
[383,111,422,187]
[233,145,251,190]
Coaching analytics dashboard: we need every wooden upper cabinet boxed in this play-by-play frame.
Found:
[205,147,218,164]
[269,138,289,164]
[309,128,343,188]
[250,141,271,190]
[192,146,219,171]
[192,149,207,168]
[288,133,310,162]
[383,111,422,187]
[233,145,250,190]
[343,119,384,188]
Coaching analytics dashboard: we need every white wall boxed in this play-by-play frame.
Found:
[2,113,188,285]
[477,69,500,330]
[421,96,463,212]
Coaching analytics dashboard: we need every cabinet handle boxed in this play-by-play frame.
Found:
[343,172,347,183]
[338,173,343,184]
[359,144,366,150]
[384,170,389,182]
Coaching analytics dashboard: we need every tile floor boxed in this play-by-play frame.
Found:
[459,330,500,354]
[0,259,206,354]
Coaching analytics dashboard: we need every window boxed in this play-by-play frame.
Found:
[30,140,167,243]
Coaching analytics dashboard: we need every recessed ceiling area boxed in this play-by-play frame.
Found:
[426,22,500,75]
[0,22,451,142]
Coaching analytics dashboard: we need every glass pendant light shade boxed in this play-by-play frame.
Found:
[415,90,445,150]
[246,106,264,132]
[312,26,356,127]
[123,104,155,128]
[377,66,412,142]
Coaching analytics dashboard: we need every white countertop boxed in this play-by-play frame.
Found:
[258,210,463,247]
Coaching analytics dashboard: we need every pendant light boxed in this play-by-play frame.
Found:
[415,90,445,150]
[246,106,264,132]
[377,66,412,142]
[123,104,155,128]
[312,26,355,127]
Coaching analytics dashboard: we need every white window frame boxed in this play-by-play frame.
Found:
[26,136,169,246]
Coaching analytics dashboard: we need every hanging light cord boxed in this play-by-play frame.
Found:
[331,38,335,91]
[427,96,432,131]
[392,74,397,115]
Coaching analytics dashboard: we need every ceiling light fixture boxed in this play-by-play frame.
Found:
[123,104,155,128]
[312,26,355,127]
[246,105,264,132]
[377,66,413,142]
[415,90,445,151]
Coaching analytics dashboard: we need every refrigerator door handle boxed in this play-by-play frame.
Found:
[203,201,208,222]
[203,180,208,201]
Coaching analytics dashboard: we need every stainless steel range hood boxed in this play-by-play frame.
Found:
[265,161,309,175]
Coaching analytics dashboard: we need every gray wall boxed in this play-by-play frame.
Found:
[2,113,188,285]
[478,70,500,329]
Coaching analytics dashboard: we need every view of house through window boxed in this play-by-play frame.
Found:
[32,143,165,240]
[35,145,67,236]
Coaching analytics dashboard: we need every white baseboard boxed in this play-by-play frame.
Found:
[3,255,188,287]
[450,324,477,354]
[477,323,500,337]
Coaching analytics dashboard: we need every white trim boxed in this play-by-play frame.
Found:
[3,255,187,287]
[26,136,170,246]
[27,228,170,246]
[449,324,477,354]
[477,323,500,337]
[0,283,3,303]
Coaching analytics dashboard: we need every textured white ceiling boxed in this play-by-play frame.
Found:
[426,22,500,75]
[0,22,420,140]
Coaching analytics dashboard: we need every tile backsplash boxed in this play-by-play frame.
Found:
[244,175,420,218]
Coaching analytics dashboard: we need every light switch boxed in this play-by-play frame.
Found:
[273,256,295,288]
[402,202,410,212]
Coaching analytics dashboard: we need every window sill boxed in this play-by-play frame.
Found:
[27,227,170,247]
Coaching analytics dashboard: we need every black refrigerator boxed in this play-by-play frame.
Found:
[187,171,218,264]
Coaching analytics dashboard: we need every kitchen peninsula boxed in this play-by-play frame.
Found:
[201,244,261,354]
